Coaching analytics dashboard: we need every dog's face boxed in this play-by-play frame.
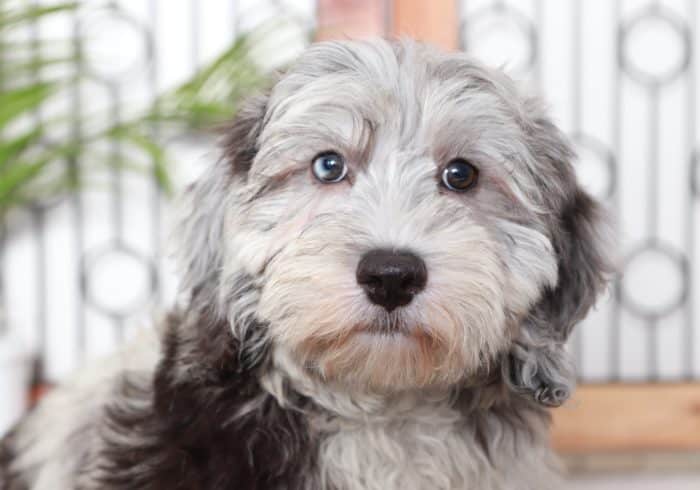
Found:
[179,40,609,397]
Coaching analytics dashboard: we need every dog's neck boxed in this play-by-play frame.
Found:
[184,287,530,422]
[258,344,515,422]
[256,346,560,490]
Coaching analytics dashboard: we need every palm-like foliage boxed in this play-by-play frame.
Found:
[0,2,269,215]
[111,33,267,193]
[0,2,82,214]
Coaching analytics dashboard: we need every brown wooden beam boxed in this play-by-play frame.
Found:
[315,0,390,41]
[551,383,700,453]
[315,1,460,51]
[391,0,459,50]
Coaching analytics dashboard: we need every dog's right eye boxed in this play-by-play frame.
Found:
[312,151,347,183]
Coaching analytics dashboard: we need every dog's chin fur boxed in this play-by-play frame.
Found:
[1,38,611,490]
[297,328,465,393]
[291,319,485,393]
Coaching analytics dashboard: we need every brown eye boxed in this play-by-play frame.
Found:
[441,159,479,192]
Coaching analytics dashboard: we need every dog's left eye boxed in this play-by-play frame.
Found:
[312,151,347,183]
[441,159,479,192]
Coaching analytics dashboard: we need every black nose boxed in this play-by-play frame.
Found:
[356,249,427,312]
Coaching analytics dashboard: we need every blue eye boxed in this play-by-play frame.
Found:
[312,151,347,183]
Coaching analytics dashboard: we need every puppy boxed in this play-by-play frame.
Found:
[0,39,610,490]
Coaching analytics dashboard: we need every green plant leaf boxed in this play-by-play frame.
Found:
[0,127,44,168]
[107,125,172,194]
[0,82,57,129]
[0,8,282,215]
[3,56,80,76]
[149,33,265,130]
[0,3,78,28]
[0,141,81,210]
[0,158,50,203]
[0,39,76,53]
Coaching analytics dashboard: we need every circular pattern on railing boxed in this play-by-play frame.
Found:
[690,149,700,197]
[81,6,153,83]
[80,243,158,317]
[460,3,537,75]
[22,137,74,212]
[571,132,616,200]
[619,5,691,87]
[620,242,688,318]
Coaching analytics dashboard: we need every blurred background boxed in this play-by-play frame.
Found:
[0,0,699,488]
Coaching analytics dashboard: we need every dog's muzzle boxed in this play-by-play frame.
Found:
[356,249,427,312]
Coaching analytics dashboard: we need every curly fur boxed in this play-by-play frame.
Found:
[1,39,611,490]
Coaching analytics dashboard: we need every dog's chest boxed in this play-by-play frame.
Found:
[313,406,496,490]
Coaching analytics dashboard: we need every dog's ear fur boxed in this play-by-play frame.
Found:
[221,94,269,177]
[176,93,269,297]
[505,115,612,407]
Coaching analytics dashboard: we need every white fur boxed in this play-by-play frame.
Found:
[7,328,160,489]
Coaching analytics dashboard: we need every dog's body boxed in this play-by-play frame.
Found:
[1,39,610,490]
[1,316,558,490]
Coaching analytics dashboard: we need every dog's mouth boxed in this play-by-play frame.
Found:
[351,309,417,336]
[354,319,405,336]
[351,319,436,348]
[291,306,463,390]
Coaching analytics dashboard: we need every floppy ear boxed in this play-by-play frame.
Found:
[175,93,269,297]
[505,118,612,407]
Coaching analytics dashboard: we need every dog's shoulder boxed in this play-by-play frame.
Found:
[80,307,318,490]
[1,308,319,490]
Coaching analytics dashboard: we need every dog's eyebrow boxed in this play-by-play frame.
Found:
[244,165,307,203]
[262,97,378,163]
[305,115,377,168]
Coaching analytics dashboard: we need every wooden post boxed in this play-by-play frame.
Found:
[391,0,459,50]
[315,0,459,52]
[315,0,390,41]
[552,383,700,453]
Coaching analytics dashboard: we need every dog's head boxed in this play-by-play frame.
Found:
[177,39,610,401]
